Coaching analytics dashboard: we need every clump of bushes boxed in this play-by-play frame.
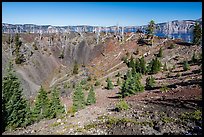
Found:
[115,99,129,112]
[120,71,144,97]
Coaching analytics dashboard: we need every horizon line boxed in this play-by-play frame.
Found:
[2,17,202,27]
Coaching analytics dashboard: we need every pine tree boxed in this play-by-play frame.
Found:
[49,87,65,118]
[2,61,29,130]
[157,47,163,57]
[146,75,156,90]
[193,22,202,45]
[149,57,162,74]
[86,86,96,105]
[14,33,21,55]
[14,33,24,64]
[72,84,86,112]
[32,86,51,121]
[124,70,132,80]
[139,56,146,74]
[23,101,33,127]
[128,55,135,68]
[73,61,79,74]
[183,60,190,71]
[121,72,144,98]
[146,20,156,46]
[106,77,114,90]
[131,66,136,76]
[135,58,140,73]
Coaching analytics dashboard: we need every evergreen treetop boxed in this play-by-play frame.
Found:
[72,84,86,112]
[49,87,65,118]
[2,61,29,131]
[86,86,96,105]
[32,86,51,121]
[193,22,202,45]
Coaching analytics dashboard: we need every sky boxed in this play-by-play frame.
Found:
[2,2,202,26]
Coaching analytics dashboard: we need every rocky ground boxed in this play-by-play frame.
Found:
[3,77,202,135]
[2,32,202,135]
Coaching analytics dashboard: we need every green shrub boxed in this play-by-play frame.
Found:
[84,84,90,91]
[160,84,169,93]
[86,86,96,105]
[148,57,162,74]
[32,86,51,121]
[128,55,135,68]
[49,87,65,118]
[2,62,31,131]
[120,72,144,97]
[146,75,156,89]
[94,81,100,86]
[180,110,202,122]
[106,78,114,90]
[157,47,163,57]
[50,121,61,127]
[80,79,87,85]
[72,84,86,112]
[115,99,129,112]
[122,56,128,64]
[183,60,190,71]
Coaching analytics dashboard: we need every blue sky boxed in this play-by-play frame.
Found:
[2,2,202,26]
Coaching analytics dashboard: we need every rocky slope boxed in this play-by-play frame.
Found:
[2,32,106,98]
[2,27,202,135]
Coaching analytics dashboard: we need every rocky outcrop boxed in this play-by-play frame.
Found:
[2,18,202,42]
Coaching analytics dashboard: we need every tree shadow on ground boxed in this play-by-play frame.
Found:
[170,79,202,87]
[175,41,194,46]
[145,78,202,92]
[144,97,202,109]
[107,91,123,99]
[172,69,185,73]
[107,95,121,99]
